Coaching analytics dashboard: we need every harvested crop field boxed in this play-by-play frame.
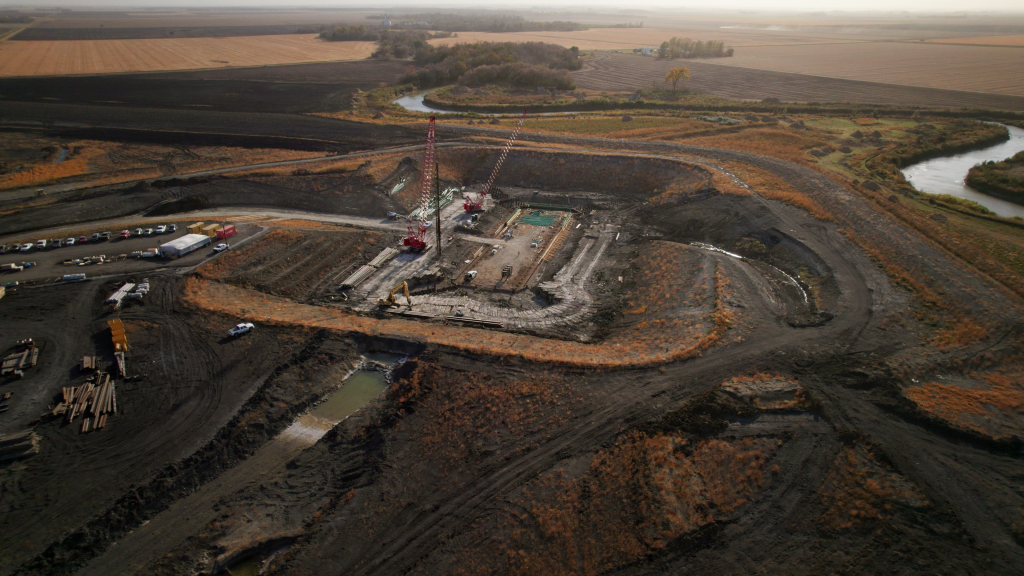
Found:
[926,35,1024,47]
[0,35,374,77]
[573,52,1024,111]
[701,42,1024,96]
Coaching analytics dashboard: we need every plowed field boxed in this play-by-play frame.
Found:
[926,35,1024,46]
[704,42,1024,96]
[0,35,374,77]
[572,52,1024,111]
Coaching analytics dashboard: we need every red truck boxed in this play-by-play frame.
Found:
[215,225,236,239]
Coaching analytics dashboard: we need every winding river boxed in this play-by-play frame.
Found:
[901,124,1024,218]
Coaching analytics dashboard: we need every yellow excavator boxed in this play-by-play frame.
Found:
[377,281,412,308]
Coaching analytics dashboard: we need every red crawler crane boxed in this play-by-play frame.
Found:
[403,116,436,253]
[464,110,527,212]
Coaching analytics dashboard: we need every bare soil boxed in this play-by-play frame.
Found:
[1,100,1022,576]
[574,52,1024,111]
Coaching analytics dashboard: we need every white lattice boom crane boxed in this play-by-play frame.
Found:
[465,110,528,212]
[403,116,436,252]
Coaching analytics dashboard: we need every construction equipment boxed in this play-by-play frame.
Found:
[465,110,528,212]
[377,281,412,307]
[403,116,436,253]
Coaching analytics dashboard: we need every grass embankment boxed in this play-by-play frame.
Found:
[965,151,1024,206]
[183,242,737,368]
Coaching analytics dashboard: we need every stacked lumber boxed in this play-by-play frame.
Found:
[81,356,99,371]
[63,373,118,432]
[0,431,40,462]
[1,349,32,375]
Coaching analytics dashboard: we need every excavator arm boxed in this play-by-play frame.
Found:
[377,281,412,307]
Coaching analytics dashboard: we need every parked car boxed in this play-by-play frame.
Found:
[134,228,143,237]
[155,225,167,234]
[228,323,255,337]
[20,243,32,252]
[168,224,177,232]
[99,231,112,240]
[0,245,8,254]
[91,233,101,242]
[78,235,88,243]
[213,243,229,253]
[35,239,47,249]
[51,238,63,248]
[120,230,130,239]
[143,228,154,236]
[23,262,36,268]
[66,237,76,246]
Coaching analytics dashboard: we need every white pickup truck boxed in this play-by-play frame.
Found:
[228,323,255,337]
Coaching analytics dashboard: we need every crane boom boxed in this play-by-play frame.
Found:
[465,110,527,211]
[404,116,436,252]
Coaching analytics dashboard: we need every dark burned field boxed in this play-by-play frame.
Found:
[0,60,409,114]
[574,52,1024,112]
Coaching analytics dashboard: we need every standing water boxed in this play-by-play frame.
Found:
[901,124,1024,219]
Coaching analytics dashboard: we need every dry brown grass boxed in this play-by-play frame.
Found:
[453,433,775,575]
[716,160,833,221]
[180,245,735,366]
[903,367,1024,440]
[819,444,929,531]
[0,35,374,77]
[0,135,325,191]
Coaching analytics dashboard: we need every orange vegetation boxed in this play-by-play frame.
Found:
[606,241,734,360]
[181,264,732,368]
[391,363,581,465]
[0,36,374,77]
[0,136,325,191]
[903,367,1024,440]
[720,160,833,221]
[819,444,929,531]
[456,433,775,575]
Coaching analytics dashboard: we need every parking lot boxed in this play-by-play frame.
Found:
[0,222,260,284]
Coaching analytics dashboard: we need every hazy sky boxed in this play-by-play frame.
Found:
[3,1,1023,13]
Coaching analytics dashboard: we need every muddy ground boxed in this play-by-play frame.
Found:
[0,123,1021,576]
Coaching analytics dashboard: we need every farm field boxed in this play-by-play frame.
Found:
[925,35,1024,46]
[0,35,374,77]
[701,42,1024,96]
[572,52,1024,111]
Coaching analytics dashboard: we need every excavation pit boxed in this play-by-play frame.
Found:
[462,208,574,291]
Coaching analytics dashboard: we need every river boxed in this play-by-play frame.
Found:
[901,124,1024,218]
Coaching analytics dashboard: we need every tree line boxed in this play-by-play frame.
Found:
[657,37,733,59]
[965,150,1024,205]
[366,13,587,33]
[401,42,581,90]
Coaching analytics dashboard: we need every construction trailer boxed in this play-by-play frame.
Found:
[201,223,221,238]
[187,222,205,234]
[216,225,237,239]
[159,234,211,258]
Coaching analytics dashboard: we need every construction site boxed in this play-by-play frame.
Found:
[1,86,1023,576]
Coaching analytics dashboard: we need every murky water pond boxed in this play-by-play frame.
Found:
[901,124,1024,218]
